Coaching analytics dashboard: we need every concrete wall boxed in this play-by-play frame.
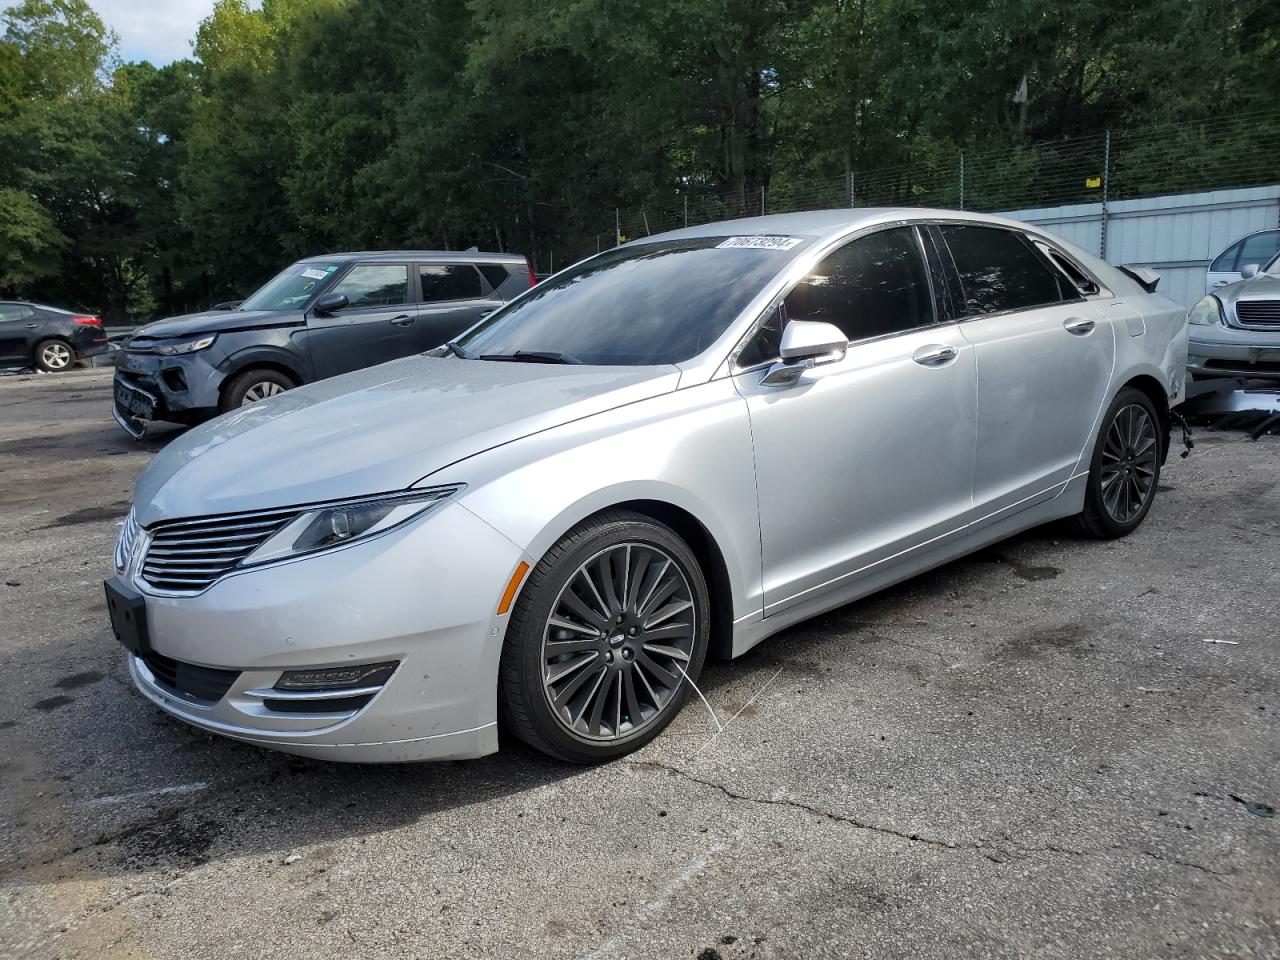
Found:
[1003,185,1280,307]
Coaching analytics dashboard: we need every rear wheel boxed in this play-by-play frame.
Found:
[1073,387,1162,539]
[499,510,710,763]
[34,339,75,373]
[219,368,295,413]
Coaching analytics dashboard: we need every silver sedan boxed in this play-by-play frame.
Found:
[1188,253,1280,380]
[105,209,1188,763]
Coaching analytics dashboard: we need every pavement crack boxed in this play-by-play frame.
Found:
[628,759,961,851]
[630,760,1232,878]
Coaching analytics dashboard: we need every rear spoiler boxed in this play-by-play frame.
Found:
[1117,265,1160,293]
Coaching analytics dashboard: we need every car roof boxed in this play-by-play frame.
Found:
[299,250,524,264]
[643,207,1048,245]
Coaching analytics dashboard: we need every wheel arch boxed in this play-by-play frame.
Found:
[518,497,737,661]
[218,355,303,404]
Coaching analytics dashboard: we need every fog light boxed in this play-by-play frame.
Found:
[274,660,398,691]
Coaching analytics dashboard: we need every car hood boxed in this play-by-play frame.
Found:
[134,355,680,526]
[1219,272,1280,307]
[130,309,300,341]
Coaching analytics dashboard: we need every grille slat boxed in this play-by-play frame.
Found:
[1236,300,1280,326]
[141,509,298,593]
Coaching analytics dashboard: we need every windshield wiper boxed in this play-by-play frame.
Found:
[443,339,471,359]
[477,350,582,365]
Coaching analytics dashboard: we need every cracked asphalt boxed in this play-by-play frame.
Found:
[1,368,1277,960]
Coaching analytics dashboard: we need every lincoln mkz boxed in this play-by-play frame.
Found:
[105,210,1188,763]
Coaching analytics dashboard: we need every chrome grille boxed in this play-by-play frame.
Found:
[142,508,299,592]
[1236,300,1280,326]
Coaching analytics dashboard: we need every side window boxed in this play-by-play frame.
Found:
[329,264,408,308]
[1238,231,1280,270]
[782,226,934,341]
[1034,242,1099,297]
[939,225,1063,315]
[737,306,784,368]
[420,264,483,302]
[0,304,21,321]
[1210,240,1243,272]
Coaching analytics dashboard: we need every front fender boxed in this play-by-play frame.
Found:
[220,336,310,383]
[433,379,763,624]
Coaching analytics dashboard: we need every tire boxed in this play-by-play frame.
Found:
[34,339,76,373]
[219,368,295,413]
[499,510,711,763]
[1072,387,1162,539]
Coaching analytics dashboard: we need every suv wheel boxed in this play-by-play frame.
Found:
[219,368,296,413]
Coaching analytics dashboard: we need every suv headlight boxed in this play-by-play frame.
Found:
[154,334,217,356]
[1188,296,1224,326]
[244,487,461,565]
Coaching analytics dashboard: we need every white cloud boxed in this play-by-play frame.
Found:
[90,0,217,65]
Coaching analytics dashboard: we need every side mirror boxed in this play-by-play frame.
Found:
[1241,263,1260,280]
[761,320,847,387]
[312,292,349,315]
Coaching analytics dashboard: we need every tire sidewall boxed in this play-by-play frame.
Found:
[1085,388,1162,536]
[506,515,711,763]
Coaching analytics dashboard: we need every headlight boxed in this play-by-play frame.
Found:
[114,506,140,573]
[154,334,217,356]
[1188,296,1223,326]
[243,487,461,565]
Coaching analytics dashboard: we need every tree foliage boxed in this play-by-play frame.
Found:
[0,0,1277,320]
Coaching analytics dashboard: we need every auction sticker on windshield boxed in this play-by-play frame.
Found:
[300,268,329,280]
[716,236,804,251]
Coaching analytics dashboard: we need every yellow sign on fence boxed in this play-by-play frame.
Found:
[1085,176,1102,189]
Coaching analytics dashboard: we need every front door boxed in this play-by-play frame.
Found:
[935,224,1115,524]
[735,225,977,616]
[306,262,416,379]
[0,304,33,361]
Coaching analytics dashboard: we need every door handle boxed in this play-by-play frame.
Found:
[1212,281,1229,287]
[478,310,495,319]
[1063,317,1096,335]
[389,314,415,326]
[24,323,39,328]
[912,344,959,367]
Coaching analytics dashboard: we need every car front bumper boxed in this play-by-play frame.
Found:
[120,502,527,762]
[113,349,226,425]
[1188,326,1280,379]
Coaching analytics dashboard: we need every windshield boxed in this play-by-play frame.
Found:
[239,261,343,312]
[456,236,812,365]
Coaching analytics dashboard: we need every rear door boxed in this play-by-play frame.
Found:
[411,262,503,350]
[937,223,1115,526]
[306,262,415,378]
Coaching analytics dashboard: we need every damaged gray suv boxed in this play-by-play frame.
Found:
[113,251,534,436]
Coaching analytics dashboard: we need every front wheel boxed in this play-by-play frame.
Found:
[1073,387,1162,539]
[499,511,711,763]
[35,339,76,373]
[219,368,295,413]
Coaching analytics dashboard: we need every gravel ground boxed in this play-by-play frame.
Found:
[0,368,1277,960]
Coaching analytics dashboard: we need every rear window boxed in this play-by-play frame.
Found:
[457,236,811,365]
[940,225,1063,315]
[420,264,483,302]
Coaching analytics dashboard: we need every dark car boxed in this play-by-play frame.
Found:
[112,250,534,436]
[0,301,108,372]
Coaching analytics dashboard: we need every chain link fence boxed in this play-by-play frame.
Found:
[542,109,1280,272]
